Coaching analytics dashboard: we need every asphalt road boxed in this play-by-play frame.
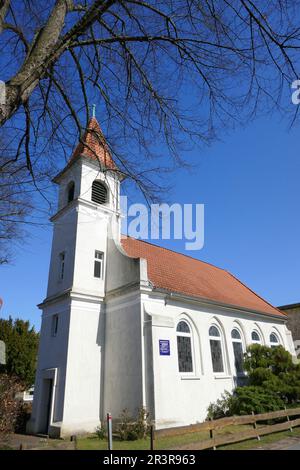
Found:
[284,443,300,450]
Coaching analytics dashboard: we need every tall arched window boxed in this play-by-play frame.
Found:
[270,332,280,348]
[91,180,108,204]
[231,328,244,375]
[251,330,262,344]
[209,325,224,373]
[67,181,75,203]
[176,320,193,373]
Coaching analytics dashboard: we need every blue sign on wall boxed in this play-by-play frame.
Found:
[159,339,170,356]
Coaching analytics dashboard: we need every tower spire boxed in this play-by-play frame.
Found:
[92,103,96,118]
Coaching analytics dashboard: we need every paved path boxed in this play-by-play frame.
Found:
[0,433,75,450]
[253,436,300,450]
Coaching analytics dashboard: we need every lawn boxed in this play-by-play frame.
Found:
[76,425,300,451]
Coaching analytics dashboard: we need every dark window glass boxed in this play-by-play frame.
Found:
[233,341,244,374]
[209,326,220,337]
[252,331,260,342]
[177,336,193,373]
[68,182,75,203]
[51,315,59,337]
[91,181,107,204]
[176,321,190,333]
[210,339,224,373]
[270,333,279,344]
[59,252,65,279]
[94,261,101,278]
[231,329,241,340]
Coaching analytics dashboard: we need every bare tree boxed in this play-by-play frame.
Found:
[0,1,300,260]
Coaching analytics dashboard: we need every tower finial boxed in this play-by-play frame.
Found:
[92,104,96,118]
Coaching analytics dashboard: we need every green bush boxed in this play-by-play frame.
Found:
[207,386,285,419]
[116,408,150,441]
[207,345,300,420]
[95,424,107,440]
[231,386,284,415]
[207,391,235,419]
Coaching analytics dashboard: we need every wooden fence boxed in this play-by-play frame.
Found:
[152,407,300,450]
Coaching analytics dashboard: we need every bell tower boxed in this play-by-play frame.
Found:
[28,116,123,437]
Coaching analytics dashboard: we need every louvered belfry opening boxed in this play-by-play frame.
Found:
[91,180,108,204]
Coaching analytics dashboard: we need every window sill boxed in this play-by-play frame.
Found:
[213,375,232,380]
[180,376,201,381]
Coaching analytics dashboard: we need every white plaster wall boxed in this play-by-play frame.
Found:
[28,299,71,434]
[72,205,108,298]
[142,294,292,429]
[106,233,142,293]
[57,162,82,211]
[47,208,77,298]
[103,292,144,421]
[61,299,103,434]
[79,159,120,213]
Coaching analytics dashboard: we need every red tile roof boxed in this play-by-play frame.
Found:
[121,237,285,318]
[70,117,117,171]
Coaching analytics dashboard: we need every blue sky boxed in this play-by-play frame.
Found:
[0,114,299,331]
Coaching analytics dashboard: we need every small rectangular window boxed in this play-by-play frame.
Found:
[59,252,65,280]
[51,314,59,337]
[94,251,104,278]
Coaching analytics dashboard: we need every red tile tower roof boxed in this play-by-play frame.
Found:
[121,237,285,318]
[70,117,117,170]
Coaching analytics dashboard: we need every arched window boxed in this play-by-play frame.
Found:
[209,325,224,373]
[231,328,244,375]
[251,330,261,344]
[270,332,280,348]
[91,180,108,204]
[67,181,75,203]
[176,320,193,373]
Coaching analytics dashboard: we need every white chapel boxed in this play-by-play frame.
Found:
[28,117,295,437]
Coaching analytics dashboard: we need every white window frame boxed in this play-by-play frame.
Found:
[176,320,195,377]
[94,250,104,279]
[251,330,262,344]
[270,332,280,348]
[209,324,226,376]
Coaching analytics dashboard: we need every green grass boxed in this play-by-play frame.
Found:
[76,425,300,451]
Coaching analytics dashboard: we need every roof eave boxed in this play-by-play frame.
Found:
[153,288,286,321]
[52,153,125,183]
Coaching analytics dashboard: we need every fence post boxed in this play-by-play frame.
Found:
[209,417,216,450]
[252,411,260,441]
[150,425,155,451]
[285,407,293,433]
[107,412,113,450]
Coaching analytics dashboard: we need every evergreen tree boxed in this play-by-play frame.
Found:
[0,317,39,386]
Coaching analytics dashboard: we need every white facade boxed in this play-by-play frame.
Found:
[28,145,295,437]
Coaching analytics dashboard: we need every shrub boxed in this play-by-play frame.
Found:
[207,391,236,420]
[95,424,107,440]
[116,408,150,441]
[207,345,300,420]
[231,386,284,415]
[207,386,284,419]
[0,374,30,435]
